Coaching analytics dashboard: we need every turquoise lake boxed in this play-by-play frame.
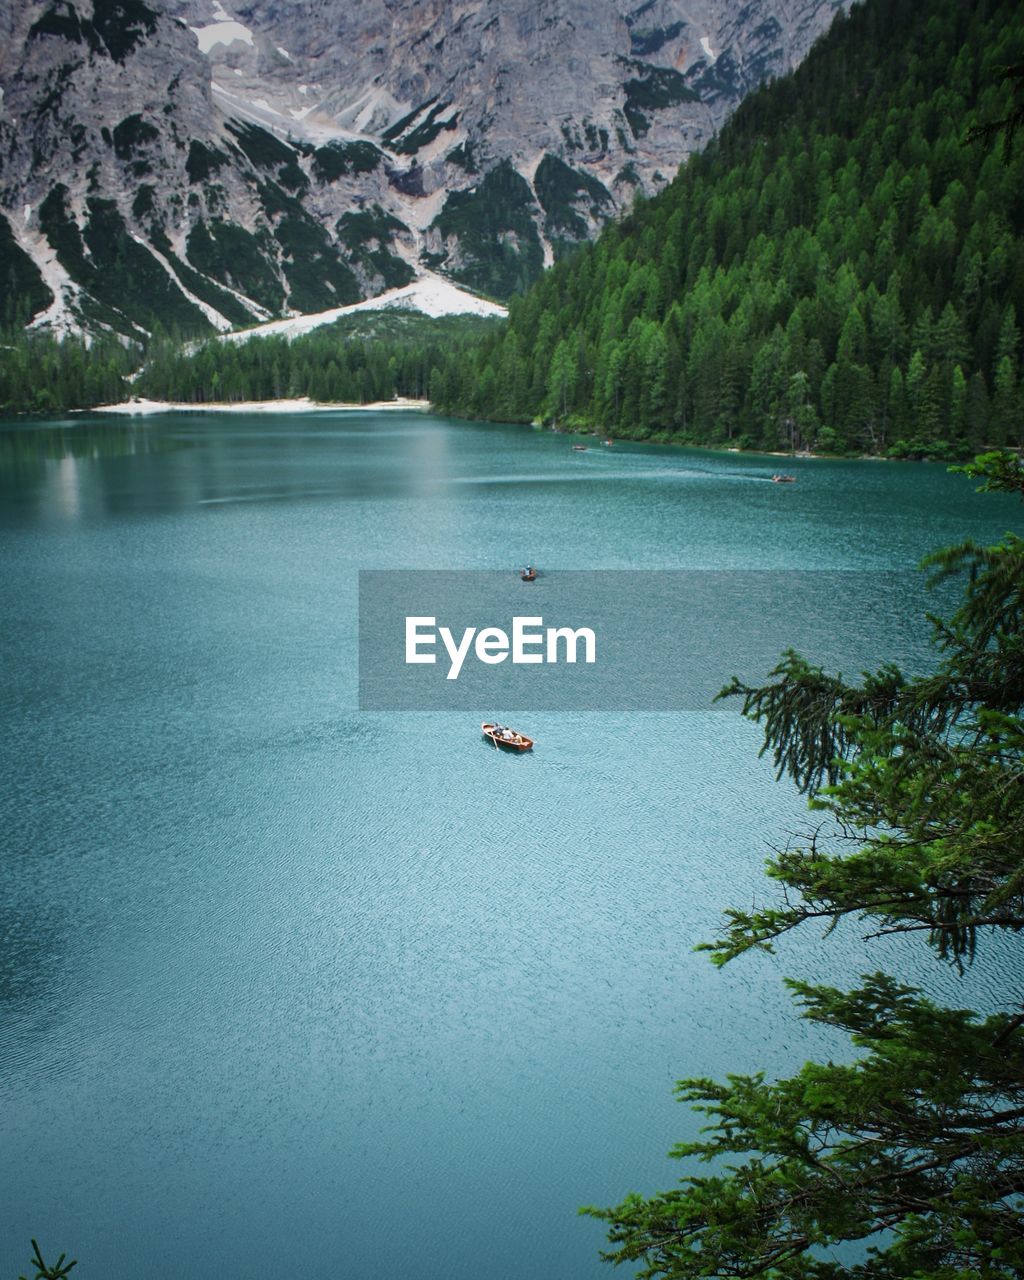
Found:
[1,411,1021,1279]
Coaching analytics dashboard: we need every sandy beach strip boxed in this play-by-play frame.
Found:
[90,396,431,416]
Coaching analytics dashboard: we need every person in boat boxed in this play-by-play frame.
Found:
[502,728,514,740]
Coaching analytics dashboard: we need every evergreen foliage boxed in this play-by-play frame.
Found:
[622,64,699,138]
[185,140,228,184]
[38,185,212,338]
[430,161,545,297]
[335,206,415,289]
[0,308,499,416]
[28,0,158,63]
[534,155,613,258]
[584,454,1024,1276]
[186,219,285,316]
[0,215,53,326]
[311,141,384,183]
[18,1240,76,1280]
[438,0,1024,458]
[392,101,459,156]
[133,313,501,406]
[111,112,158,161]
[0,328,135,415]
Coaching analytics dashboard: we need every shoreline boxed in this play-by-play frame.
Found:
[88,396,431,416]
[538,422,1004,466]
[73,400,999,466]
[541,424,912,465]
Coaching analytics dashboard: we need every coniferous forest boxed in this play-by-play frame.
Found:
[134,314,500,405]
[438,0,1024,458]
[0,330,136,416]
[0,315,496,415]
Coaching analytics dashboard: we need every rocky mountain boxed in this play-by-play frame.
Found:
[0,0,849,339]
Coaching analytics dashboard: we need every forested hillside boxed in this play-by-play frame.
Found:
[134,314,502,405]
[439,0,1024,457]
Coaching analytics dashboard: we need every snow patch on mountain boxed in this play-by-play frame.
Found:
[210,82,388,148]
[221,274,507,345]
[338,85,408,136]
[191,19,254,54]
[13,223,83,340]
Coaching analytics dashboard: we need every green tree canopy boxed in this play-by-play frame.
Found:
[585,453,1024,1278]
[437,0,1024,459]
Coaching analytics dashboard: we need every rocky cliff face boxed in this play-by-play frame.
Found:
[0,0,849,338]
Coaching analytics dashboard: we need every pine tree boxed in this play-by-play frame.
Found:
[586,454,1024,1278]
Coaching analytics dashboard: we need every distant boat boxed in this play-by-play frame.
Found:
[520,566,537,581]
[572,444,589,451]
[602,439,613,446]
[482,722,533,751]
[771,473,796,483]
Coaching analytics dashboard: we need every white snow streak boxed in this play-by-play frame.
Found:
[130,234,233,331]
[220,274,506,345]
[10,222,84,339]
[211,83,388,147]
[191,19,255,54]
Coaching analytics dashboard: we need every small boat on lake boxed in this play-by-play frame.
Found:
[482,722,534,751]
[520,565,537,582]
[771,473,796,483]
[602,439,613,446]
[572,444,589,452]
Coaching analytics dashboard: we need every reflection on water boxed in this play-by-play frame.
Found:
[0,412,464,523]
[0,418,184,524]
[0,418,180,467]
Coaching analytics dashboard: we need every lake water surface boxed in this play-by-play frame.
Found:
[1,412,1020,1279]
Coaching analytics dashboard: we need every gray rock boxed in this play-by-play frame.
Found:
[0,0,849,336]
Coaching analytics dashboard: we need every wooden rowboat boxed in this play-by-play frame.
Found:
[571,444,589,452]
[482,722,534,751]
[520,568,537,581]
[771,473,796,483]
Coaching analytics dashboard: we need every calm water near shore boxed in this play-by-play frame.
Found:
[1,411,1020,1280]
